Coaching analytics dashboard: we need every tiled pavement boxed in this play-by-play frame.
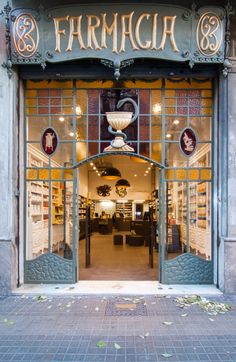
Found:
[0,294,236,361]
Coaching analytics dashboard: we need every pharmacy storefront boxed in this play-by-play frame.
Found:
[0,1,233,292]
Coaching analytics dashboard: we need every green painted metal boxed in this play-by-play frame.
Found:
[24,253,74,283]
[9,4,226,75]
[163,252,213,284]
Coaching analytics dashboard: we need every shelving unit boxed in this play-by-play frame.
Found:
[27,145,65,259]
[116,201,133,218]
[78,195,87,219]
[174,144,211,259]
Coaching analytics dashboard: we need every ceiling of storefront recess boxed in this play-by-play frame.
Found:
[80,154,154,201]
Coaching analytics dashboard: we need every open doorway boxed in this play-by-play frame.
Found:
[78,154,159,281]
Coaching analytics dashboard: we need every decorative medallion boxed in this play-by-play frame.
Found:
[179,127,197,157]
[103,97,138,152]
[96,185,112,197]
[196,12,223,56]
[13,13,39,58]
[41,127,59,156]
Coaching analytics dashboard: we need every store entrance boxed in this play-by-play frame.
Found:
[77,154,160,281]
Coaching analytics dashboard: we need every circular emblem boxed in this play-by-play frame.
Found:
[179,127,197,157]
[196,12,223,56]
[41,128,59,156]
[13,13,39,58]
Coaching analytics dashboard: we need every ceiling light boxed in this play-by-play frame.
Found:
[148,167,151,170]
[166,133,171,138]
[173,119,180,125]
[96,170,98,173]
[115,179,130,188]
[145,170,149,173]
[59,116,64,122]
[69,131,74,137]
[134,174,137,177]
[93,166,96,170]
[153,103,162,114]
[76,105,82,116]
[150,163,153,166]
[97,173,101,176]
[101,167,121,180]
[144,174,147,176]
[90,162,94,166]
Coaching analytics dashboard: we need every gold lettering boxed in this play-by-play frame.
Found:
[101,13,118,53]
[151,13,158,50]
[87,15,101,50]
[120,12,138,52]
[135,13,151,49]
[158,16,179,52]
[54,16,69,53]
[66,16,86,51]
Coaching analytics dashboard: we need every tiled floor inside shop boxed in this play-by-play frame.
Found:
[78,231,159,281]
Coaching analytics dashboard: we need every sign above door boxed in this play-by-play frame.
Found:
[4,4,228,76]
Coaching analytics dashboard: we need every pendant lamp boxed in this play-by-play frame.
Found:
[101,167,121,180]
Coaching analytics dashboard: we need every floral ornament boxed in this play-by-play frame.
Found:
[96,185,112,197]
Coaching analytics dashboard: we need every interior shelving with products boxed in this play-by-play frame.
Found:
[78,195,87,219]
[174,144,211,259]
[116,201,132,218]
[27,145,66,259]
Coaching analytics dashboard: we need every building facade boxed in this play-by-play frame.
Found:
[0,0,236,294]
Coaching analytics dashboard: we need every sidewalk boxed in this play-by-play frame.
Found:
[0,293,236,361]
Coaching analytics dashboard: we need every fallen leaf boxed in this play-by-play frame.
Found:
[139,335,145,339]
[181,313,188,317]
[35,295,48,302]
[209,318,214,322]
[96,341,107,348]
[3,319,14,326]
[114,343,121,349]
[161,353,173,358]
[144,332,150,337]
[47,306,52,309]
[163,321,173,325]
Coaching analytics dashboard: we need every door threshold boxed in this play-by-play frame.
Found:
[13,281,222,296]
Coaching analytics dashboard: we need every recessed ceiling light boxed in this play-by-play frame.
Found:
[69,131,74,137]
[166,133,171,138]
[96,170,98,173]
[150,163,153,166]
[144,174,147,176]
[145,170,149,174]
[98,173,101,176]
[90,162,94,166]
[134,174,137,177]
[76,105,82,116]
[173,119,180,125]
[153,103,162,114]
[59,116,64,122]
[148,167,151,170]
[93,166,96,170]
